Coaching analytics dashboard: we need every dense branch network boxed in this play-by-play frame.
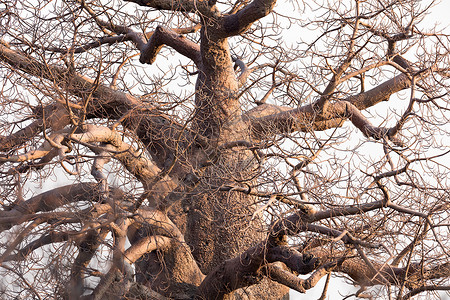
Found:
[0,0,449,299]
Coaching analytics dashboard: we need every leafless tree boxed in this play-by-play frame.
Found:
[0,0,449,299]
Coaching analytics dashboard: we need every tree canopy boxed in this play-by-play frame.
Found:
[0,0,449,299]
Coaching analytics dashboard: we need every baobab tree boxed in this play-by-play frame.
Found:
[0,0,449,299]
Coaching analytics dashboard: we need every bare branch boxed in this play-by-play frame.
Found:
[220,0,277,37]
[139,26,201,66]
[124,0,215,15]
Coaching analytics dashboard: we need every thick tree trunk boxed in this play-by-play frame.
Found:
[160,21,289,298]
[185,180,290,299]
[185,26,289,294]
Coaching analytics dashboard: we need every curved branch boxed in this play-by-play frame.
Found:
[139,26,201,66]
[401,286,450,300]
[0,130,69,164]
[0,104,70,153]
[2,231,73,262]
[129,207,205,297]
[124,235,172,264]
[247,73,412,142]
[233,57,252,87]
[0,183,118,232]
[266,259,340,294]
[70,124,178,203]
[124,0,215,15]
[69,229,109,299]
[220,0,277,37]
[126,283,170,300]
[197,236,317,298]
[45,35,133,54]
[77,0,202,62]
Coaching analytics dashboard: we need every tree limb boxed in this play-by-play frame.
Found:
[247,73,412,143]
[220,0,277,37]
[124,0,215,16]
[139,26,202,66]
